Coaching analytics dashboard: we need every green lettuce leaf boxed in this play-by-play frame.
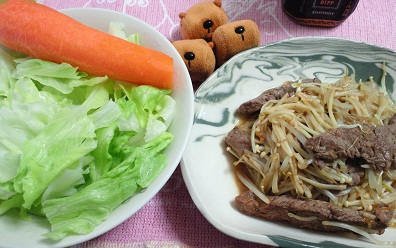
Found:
[14,58,108,94]
[0,46,15,99]
[42,132,172,241]
[108,21,140,44]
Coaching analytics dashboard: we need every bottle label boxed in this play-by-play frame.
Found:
[282,0,359,27]
[313,0,341,9]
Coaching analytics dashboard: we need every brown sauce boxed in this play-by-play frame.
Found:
[233,164,249,195]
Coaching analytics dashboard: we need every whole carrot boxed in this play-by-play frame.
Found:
[0,0,173,89]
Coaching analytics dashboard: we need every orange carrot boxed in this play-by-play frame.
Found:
[0,0,173,89]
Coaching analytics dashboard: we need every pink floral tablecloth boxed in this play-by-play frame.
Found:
[38,0,396,247]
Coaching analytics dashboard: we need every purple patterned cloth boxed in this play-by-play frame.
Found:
[39,0,396,247]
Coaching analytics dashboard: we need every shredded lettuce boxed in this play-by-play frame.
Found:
[108,21,140,44]
[0,23,175,240]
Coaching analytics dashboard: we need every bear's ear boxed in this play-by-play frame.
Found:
[214,0,222,8]
[179,12,186,19]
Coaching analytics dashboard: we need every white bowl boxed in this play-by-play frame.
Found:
[0,8,194,248]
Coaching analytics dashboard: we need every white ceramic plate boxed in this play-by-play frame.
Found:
[0,8,194,248]
[181,37,396,248]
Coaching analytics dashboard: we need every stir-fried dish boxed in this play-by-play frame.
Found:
[226,73,396,244]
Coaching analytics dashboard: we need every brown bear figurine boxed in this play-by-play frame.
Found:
[172,39,216,83]
[179,0,228,41]
[212,20,260,67]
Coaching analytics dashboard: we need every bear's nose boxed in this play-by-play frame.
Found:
[235,26,245,41]
[203,20,214,33]
[184,52,195,67]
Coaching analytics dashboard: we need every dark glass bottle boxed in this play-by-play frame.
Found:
[282,0,359,27]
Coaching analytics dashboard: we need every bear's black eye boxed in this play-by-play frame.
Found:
[184,52,195,67]
[184,52,195,61]
[203,20,214,30]
[235,26,245,34]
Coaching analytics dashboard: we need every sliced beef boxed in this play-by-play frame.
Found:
[225,126,252,157]
[345,164,364,185]
[304,120,396,171]
[225,115,365,186]
[238,78,321,115]
[235,190,393,234]
[237,82,295,115]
